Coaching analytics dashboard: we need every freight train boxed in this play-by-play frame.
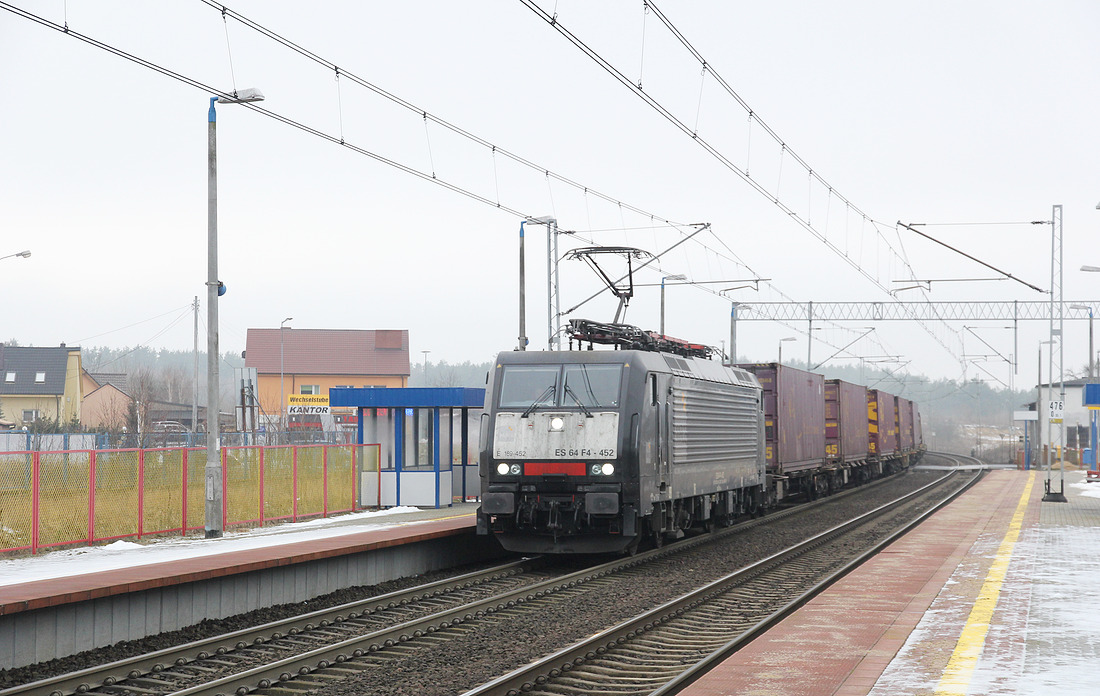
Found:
[476,319,924,554]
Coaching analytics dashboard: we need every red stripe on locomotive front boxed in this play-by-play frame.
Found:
[524,462,587,476]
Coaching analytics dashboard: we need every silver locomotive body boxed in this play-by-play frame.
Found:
[477,350,765,554]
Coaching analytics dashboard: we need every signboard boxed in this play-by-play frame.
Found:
[1048,400,1064,423]
[1085,384,1100,409]
[288,394,330,416]
[1013,410,1039,422]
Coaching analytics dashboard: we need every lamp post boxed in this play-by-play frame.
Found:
[0,250,31,261]
[778,337,796,366]
[280,317,292,436]
[660,274,686,336]
[972,377,983,460]
[206,88,264,539]
[1039,339,1054,469]
[1083,259,1100,470]
[421,350,431,385]
[1069,303,1094,380]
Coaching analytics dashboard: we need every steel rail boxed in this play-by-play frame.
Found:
[465,465,974,696]
[654,453,973,695]
[4,559,539,696]
[141,468,916,696]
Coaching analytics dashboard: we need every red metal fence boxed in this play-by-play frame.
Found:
[0,443,380,555]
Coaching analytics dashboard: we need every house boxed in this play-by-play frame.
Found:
[0,343,84,429]
[244,328,410,426]
[81,372,132,431]
[1024,377,1097,456]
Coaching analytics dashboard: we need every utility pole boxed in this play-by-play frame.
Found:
[728,303,738,366]
[518,221,527,351]
[192,296,199,443]
[1044,204,1067,502]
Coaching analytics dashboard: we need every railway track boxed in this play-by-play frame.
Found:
[470,457,977,696]
[4,560,557,696]
[3,463,969,696]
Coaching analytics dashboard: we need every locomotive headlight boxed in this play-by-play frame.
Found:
[496,463,510,476]
[509,463,522,475]
[549,416,565,431]
[590,464,602,476]
[601,463,615,476]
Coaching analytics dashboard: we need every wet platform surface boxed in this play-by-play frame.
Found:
[681,467,1100,696]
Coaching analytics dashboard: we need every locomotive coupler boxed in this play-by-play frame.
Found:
[547,500,562,531]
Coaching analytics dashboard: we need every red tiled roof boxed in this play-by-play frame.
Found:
[244,329,410,377]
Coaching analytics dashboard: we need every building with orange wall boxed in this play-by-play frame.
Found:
[244,328,410,426]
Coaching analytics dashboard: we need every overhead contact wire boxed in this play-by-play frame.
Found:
[196,0,693,235]
[517,0,960,364]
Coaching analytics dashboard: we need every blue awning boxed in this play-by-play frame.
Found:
[329,387,485,410]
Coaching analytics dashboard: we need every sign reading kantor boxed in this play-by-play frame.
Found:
[288,394,330,415]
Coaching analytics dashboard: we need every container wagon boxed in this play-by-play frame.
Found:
[867,389,898,457]
[825,379,869,465]
[739,363,826,497]
[897,398,915,451]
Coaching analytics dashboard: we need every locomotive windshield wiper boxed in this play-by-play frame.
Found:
[563,383,594,418]
[521,384,557,418]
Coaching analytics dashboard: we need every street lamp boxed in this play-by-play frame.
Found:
[1038,339,1054,469]
[0,250,31,261]
[1069,304,1094,380]
[206,87,264,539]
[1082,258,1100,470]
[280,317,292,436]
[421,350,431,385]
[660,274,686,336]
[778,337,796,366]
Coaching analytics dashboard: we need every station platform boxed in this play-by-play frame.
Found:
[681,467,1100,696]
[0,503,481,615]
[0,504,487,670]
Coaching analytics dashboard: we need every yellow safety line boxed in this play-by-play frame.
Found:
[933,471,1035,695]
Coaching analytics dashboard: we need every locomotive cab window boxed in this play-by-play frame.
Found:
[498,366,560,408]
[562,364,621,408]
[498,363,623,409]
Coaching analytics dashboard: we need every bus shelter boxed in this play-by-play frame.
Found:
[329,387,485,509]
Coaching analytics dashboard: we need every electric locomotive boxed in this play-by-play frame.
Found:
[477,322,766,554]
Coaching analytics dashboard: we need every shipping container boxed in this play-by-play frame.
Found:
[867,389,897,456]
[825,379,869,463]
[914,404,924,448]
[739,363,825,473]
[897,398,914,450]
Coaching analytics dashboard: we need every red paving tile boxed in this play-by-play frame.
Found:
[681,470,1034,696]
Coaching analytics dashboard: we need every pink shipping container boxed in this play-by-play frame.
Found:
[825,379,869,463]
[740,363,825,473]
[914,404,924,448]
[897,398,915,450]
[867,389,897,456]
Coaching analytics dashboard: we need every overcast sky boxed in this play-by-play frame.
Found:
[2,1,1098,395]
